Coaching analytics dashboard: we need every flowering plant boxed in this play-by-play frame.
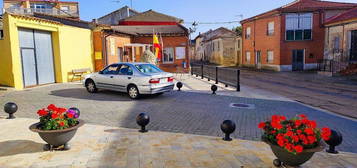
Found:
[258,114,331,154]
[37,104,79,130]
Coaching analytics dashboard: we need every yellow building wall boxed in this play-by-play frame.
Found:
[0,13,94,89]
[0,14,15,87]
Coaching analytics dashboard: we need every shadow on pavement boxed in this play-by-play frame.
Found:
[0,140,44,157]
[49,88,165,101]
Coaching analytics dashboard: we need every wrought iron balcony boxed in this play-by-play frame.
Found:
[4,7,79,18]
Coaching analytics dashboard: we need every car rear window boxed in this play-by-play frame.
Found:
[135,64,163,74]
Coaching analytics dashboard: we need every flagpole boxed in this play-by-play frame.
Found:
[160,32,164,62]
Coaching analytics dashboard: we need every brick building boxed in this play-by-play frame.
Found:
[240,0,357,71]
[94,9,190,73]
[3,0,79,19]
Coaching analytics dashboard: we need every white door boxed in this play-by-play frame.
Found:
[114,64,134,92]
[96,64,120,89]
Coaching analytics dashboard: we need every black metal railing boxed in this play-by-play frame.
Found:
[191,63,240,92]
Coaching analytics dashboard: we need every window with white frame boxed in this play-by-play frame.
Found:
[286,13,312,41]
[175,47,185,59]
[163,47,174,63]
[245,27,251,39]
[267,22,274,36]
[246,51,251,63]
[267,50,274,63]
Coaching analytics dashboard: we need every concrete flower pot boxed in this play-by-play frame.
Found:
[264,140,324,167]
[29,119,84,150]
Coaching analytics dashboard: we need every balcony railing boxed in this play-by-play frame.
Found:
[4,7,79,18]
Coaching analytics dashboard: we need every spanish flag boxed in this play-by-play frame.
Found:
[153,33,162,61]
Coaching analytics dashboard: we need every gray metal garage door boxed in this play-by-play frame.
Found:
[19,28,55,87]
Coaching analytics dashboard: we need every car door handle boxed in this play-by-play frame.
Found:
[110,76,114,78]
[128,77,132,79]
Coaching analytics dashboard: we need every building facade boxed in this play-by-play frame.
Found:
[194,27,241,66]
[97,6,139,25]
[322,7,357,75]
[3,0,79,19]
[0,13,94,89]
[241,0,357,71]
[95,9,190,73]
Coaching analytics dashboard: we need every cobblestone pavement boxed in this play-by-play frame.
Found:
[0,76,357,153]
[237,69,357,119]
[1,118,357,168]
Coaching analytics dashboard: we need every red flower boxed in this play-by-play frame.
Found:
[67,113,74,119]
[47,104,57,111]
[309,121,317,128]
[37,109,48,116]
[277,139,285,147]
[258,122,266,129]
[304,128,314,135]
[299,114,307,119]
[307,136,317,144]
[295,120,302,127]
[294,145,304,153]
[51,113,59,119]
[57,108,67,114]
[292,135,299,142]
[59,121,65,127]
[321,128,331,141]
[285,131,294,137]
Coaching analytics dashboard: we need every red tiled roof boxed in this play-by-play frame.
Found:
[241,0,357,23]
[4,0,78,4]
[281,0,357,12]
[324,7,357,25]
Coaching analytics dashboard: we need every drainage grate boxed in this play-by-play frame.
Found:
[230,103,255,109]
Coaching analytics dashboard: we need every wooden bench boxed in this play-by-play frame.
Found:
[71,68,91,82]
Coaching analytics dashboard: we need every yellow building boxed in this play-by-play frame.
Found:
[0,13,94,89]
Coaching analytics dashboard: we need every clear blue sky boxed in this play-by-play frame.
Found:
[1,0,356,37]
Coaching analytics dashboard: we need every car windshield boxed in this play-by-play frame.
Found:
[135,64,163,74]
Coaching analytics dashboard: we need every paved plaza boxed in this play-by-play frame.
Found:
[1,74,357,154]
[1,118,357,168]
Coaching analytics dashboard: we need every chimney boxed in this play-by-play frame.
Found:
[92,19,98,24]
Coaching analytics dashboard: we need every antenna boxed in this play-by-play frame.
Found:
[112,0,133,8]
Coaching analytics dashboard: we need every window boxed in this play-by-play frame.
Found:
[60,6,70,12]
[135,64,163,74]
[118,65,133,75]
[333,37,340,50]
[267,50,274,63]
[285,13,312,41]
[245,27,251,39]
[163,47,174,63]
[102,64,120,74]
[0,30,3,40]
[267,22,274,35]
[175,47,186,59]
[246,51,251,63]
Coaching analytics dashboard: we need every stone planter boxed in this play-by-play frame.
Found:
[29,119,84,151]
[264,140,324,167]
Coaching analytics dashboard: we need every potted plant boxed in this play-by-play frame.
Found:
[258,114,331,167]
[29,104,84,151]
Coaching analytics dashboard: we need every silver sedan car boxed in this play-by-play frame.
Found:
[83,63,175,99]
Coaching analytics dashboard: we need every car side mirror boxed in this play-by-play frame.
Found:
[98,71,103,74]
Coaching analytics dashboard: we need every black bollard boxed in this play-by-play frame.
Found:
[136,113,150,133]
[69,107,80,118]
[176,82,183,91]
[325,130,343,154]
[4,102,18,119]
[211,85,218,94]
[220,120,236,141]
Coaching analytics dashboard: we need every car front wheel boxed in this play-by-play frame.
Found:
[128,85,140,99]
[85,80,98,93]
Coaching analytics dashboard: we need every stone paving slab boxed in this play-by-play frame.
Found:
[1,75,357,153]
[0,118,357,168]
